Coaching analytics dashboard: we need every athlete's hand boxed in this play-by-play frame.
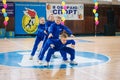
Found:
[70,34,75,37]
[50,44,55,48]
[44,30,47,34]
[71,44,75,49]
[48,33,53,38]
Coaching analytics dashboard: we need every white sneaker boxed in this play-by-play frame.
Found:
[29,56,33,60]
[38,60,43,64]
[63,60,70,64]
[44,62,50,67]
[52,54,58,58]
[70,61,78,65]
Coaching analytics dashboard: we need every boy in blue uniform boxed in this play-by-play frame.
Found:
[48,16,74,39]
[42,14,54,46]
[38,16,74,63]
[29,17,47,60]
[45,33,77,66]
[41,14,58,58]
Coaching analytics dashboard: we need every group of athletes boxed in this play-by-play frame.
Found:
[29,14,78,66]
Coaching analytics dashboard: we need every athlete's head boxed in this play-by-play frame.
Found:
[55,16,62,25]
[48,13,54,21]
[39,17,45,24]
[60,33,68,44]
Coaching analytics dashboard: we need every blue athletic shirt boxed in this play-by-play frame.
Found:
[37,24,46,38]
[48,23,72,39]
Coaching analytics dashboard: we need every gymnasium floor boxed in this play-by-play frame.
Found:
[0,36,120,80]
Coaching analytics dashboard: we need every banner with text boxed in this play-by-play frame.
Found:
[46,3,84,20]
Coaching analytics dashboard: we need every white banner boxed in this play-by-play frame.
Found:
[46,3,84,20]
